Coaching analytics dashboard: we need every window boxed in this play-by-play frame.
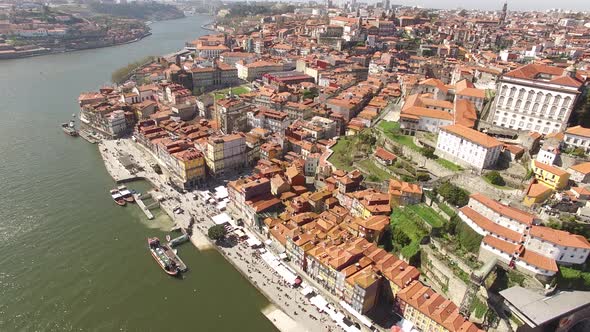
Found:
[524,101,531,110]
[544,93,553,105]
[532,103,539,113]
[541,104,548,115]
[535,92,543,102]
[559,108,566,119]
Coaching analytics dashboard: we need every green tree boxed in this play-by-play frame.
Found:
[484,171,505,186]
[207,224,227,241]
[420,146,436,159]
[437,182,469,207]
[392,226,411,248]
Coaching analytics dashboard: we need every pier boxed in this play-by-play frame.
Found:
[134,193,155,220]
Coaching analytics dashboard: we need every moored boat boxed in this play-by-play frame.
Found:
[147,237,181,276]
[118,185,135,203]
[110,189,127,206]
[61,115,78,136]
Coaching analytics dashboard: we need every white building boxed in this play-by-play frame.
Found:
[236,60,285,81]
[461,193,590,277]
[489,64,584,134]
[107,110,127,136]
[564,126,590,152]
[527,226,590,265]
[247,108,290,134]
[435,124,502,170]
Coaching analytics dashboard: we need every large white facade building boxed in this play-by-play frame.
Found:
[435,124,502,170]
[489,64,584,134]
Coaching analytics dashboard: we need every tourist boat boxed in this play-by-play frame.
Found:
[118,185,135,203]
[61,116,78,136]
[110,189,126,206]
[147,237,183,277]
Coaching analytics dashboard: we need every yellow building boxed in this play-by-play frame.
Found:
[523,181,552,207]
[173,148,205,188]
[531,160,570,190]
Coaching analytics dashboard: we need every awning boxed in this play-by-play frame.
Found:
[300,286,314,296]
[211,213,232,225]
[339,301,373,328]
[246,237,262,247]
[310,295,328,312]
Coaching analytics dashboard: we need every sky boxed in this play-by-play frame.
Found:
[391,1,588,11]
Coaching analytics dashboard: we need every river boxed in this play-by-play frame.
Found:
[0,15,277,332]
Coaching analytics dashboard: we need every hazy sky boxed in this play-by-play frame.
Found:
[393,0,589,11]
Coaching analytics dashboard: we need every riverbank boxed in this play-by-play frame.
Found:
[0,32,153,61]
[97,138,344,332]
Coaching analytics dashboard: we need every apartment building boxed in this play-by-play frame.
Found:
[489,64,584,134]
[205,133,247,176]
[247,108,290,134]
[436,124,502,170]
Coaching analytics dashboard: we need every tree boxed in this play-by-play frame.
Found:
[420,146,436,159]
[392,226,411,248]
[437,182,469,207]
[484,171,505,186]
[208,224,227,241]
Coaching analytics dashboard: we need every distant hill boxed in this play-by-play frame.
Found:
[89,2,185,21]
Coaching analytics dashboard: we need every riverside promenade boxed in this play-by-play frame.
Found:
[98,139,344,332]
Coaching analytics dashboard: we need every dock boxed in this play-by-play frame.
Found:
[135,193,154,220]
[168,233,190,248]
[79,129,101,144]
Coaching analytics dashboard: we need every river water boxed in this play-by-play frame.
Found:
[0,15,276,332]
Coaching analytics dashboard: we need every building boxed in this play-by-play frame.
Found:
[527,225,590,265]
[564,126,590,152]
[462,193,590,277]
[171,148,206,189]
[205,134,247,176]
[436,124,502,170]
[388,180,422,207]
[374,147,397,166]
[236,60,285,81]
[500,286,590,332]
[488,64,584,134]
[568,162,590,183]
[397,281,481,332]
[191,62,240,92]
[247,108,290,134]
[531,160,570,190]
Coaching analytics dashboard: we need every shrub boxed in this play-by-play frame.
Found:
[416,172,431,181]
[484,171,505,186]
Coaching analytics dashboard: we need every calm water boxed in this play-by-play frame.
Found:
[0,15,276,332]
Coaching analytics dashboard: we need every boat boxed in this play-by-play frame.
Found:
[147,237,188,277]
[110,189,126,206]
[118,185,135,203]
[61,114,78,136]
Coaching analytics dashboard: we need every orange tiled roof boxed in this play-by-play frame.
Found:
[460,206,522,243]
[529,225,590,249]
[441,124,501,148]
[470,193,535,225]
